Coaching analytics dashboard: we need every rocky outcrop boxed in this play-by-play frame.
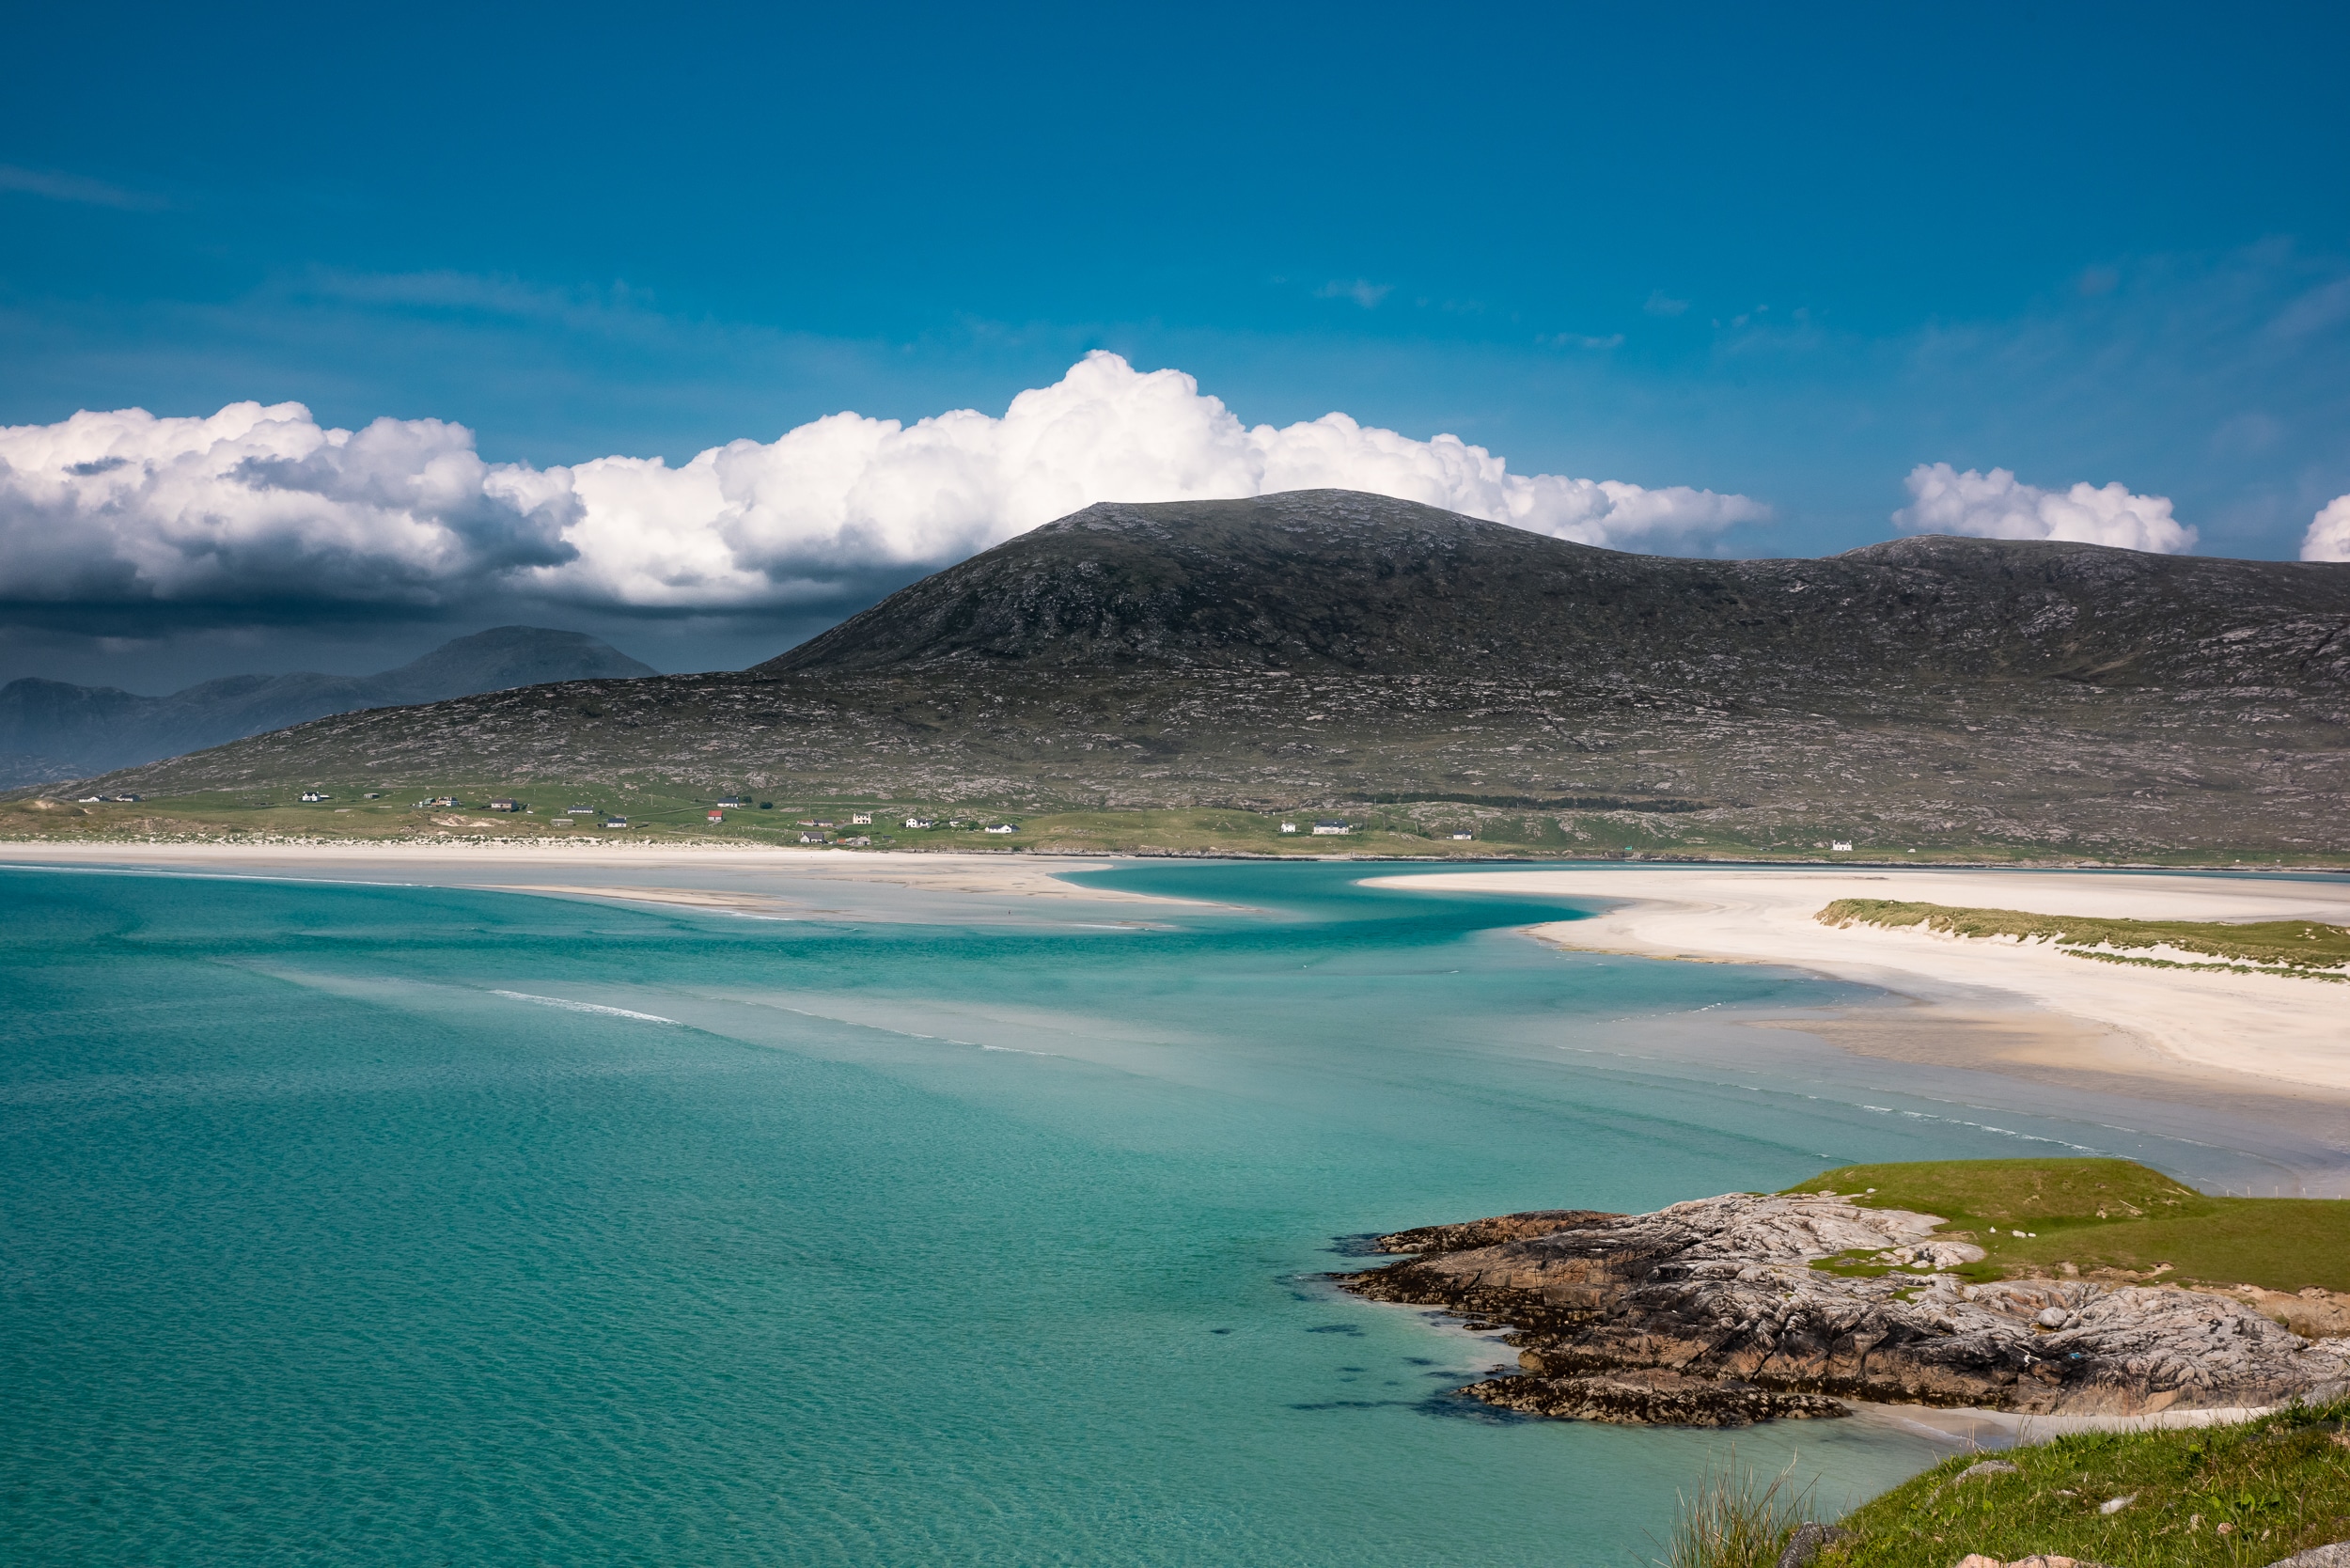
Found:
[1337,1193,2350,1426]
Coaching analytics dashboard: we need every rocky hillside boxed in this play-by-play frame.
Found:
[766,491,2350,690]
[39,492,2350,857]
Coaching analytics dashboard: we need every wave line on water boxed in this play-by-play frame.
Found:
[491,990,680,1024]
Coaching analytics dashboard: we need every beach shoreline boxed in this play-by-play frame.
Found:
[1362,867,2350,1144]
[13,845,2347,1182]
[0,840,1213,924]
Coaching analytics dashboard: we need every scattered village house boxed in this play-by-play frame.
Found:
[707,810,725,823]
[984,823,1016,834]
[488,798,524,812]
[300,790,330,803]
[1311,819,1351,836]
[851,813,872,824]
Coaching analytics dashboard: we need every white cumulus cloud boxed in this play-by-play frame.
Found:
[1892,463,2197,554]
[0,353,1769,612]
[0,401,578,604]
[2302,495,2350,562]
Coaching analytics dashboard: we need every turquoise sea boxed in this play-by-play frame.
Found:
[0,861,2283,1564]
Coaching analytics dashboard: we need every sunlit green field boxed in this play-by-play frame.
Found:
[1787,1158,2350,1294]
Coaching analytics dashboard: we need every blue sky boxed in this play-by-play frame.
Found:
[4,0,2348,682]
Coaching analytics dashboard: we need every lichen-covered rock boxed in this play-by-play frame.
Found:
[1338,1192,2350,1425]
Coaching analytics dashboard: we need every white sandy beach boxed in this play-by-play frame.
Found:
[1366,867,2350,1097]
[0,841,1200,924]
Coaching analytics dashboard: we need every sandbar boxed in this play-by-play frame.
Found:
[0,841,1203,924]
[1364,867,2350,1101]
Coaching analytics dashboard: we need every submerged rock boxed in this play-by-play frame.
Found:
[1336,1193,2350,1425]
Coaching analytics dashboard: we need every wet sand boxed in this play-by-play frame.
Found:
[0,841,1204,926]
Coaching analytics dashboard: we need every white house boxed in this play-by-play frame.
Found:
[851,812,873,825]
[1311,820,1350,835]
[1831,840,1854,852]
[984,823,1017,834]
[904,817,934,829]
[1279,822,1298,833]
[603,817,629,828]
[300,790,330,803]
[1449,832,1473,840]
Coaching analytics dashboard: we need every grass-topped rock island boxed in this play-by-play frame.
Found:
[1345,1158,2350,1563]
[1340,1158,2350,1428]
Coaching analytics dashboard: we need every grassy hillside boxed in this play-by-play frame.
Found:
[1819,900,2350,978]
[1806,1399,2350,1567]
[1786,1158,2350,1294]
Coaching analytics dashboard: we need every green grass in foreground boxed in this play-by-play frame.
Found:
[1783,1158,2350,1294]
[1810,1399,2350,1567]
[1819,899,2350,978]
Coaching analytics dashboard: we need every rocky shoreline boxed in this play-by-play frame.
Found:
[1335,1193,2350,1427]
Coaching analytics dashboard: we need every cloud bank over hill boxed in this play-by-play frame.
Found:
[0,353,1768,615]
[2304,496,2350,562]
[1892,463,2197,554]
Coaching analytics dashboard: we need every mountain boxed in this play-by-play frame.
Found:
[0,626,655,786]
[765,492,2348,689]
[39,492,2350,857]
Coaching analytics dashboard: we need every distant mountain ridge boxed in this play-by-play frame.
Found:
[42,492,2350,857]
[0,626,654,786]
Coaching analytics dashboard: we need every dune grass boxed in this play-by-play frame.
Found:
[1653,1455,1819,1568]
[1817,899,2350,978]
[1783,1158,2350,1294]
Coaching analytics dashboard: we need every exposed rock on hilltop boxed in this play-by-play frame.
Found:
[55,492,2350,856]
[1339,1193,2350,1426]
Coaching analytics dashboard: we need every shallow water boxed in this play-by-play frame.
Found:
[0,860,2269,1564]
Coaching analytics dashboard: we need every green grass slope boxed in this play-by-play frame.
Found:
[1786,1158,2350,1294]
[1813,1399,2350,1567]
